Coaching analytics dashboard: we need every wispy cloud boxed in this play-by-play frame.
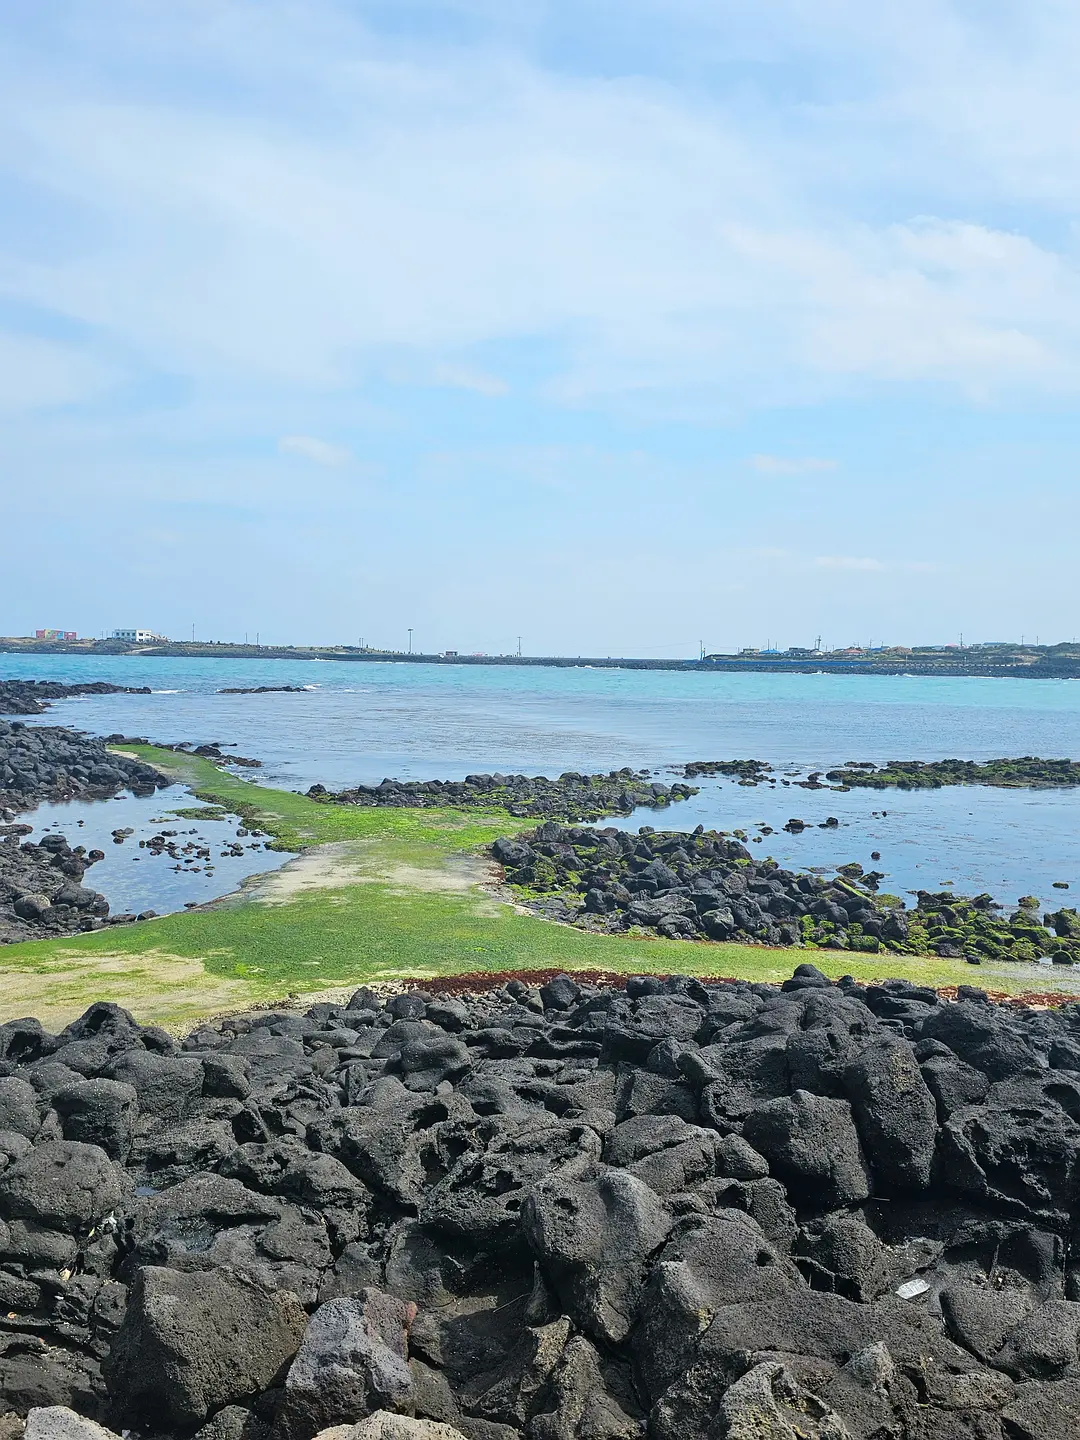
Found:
[279,435,350,467]
[814,555,887,572]
[431,364,508,397]
[752,455,837,475]
[6,4,1080,412]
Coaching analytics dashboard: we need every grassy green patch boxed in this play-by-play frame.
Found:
[124,746,525,853]
[0,743,1070,1028]
[2,872,1045,1003]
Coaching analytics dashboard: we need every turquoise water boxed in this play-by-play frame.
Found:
[7,653,1080,783]
[6,653,1080,911]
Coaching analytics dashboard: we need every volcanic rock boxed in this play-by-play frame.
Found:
[0,973,1073,1436]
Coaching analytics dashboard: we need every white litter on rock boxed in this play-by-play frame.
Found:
[896,1278,930,1300]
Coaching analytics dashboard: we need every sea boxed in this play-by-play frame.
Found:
[6,652,1080,918]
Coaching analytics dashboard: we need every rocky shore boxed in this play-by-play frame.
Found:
[104,738,263,769]
[0,684,151,717]
[307,772,698,823]
[826,757,1080,789]
[0,832,150,943]
[0,969,1078,1438]
[678,756,1080,790]
[493,822,1080,963]
[0,723,168,816]
[218,687,308,696]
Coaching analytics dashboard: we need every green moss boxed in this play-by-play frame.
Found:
[0,742,1067,1027]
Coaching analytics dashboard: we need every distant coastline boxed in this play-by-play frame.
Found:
[4,635,1080,678]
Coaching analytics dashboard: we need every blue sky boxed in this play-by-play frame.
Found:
[4,0,1080,656]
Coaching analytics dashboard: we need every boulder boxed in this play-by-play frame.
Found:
[52,1081,138,1161]
[742,1091,871,1208]
[322,1417,471,1439]
[717,1360,853,1440]
[23,1412,121,1440]
[104,1265,307,1427]
[843,1040,937,1190]
[523,1169,671,1345]
[0,1142,125,1229]
[274,1290,416,1440]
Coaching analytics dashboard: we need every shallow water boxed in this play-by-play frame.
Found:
[608,776,1080,913]
[6,653,1080,910]
[22,786,290,917]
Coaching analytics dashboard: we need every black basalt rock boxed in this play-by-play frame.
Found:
[0,976,1074,1436]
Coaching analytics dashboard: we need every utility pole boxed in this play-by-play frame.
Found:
[191,623,195,643]
[517,636,522,657]
[408,628,413,655]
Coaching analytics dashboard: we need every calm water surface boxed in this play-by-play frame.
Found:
[5,654,1080,912]
[24,786,289,916]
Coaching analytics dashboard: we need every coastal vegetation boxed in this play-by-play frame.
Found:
[495,822,1080,965]
[0,746,1074,1028]
[826,756,1080,788]
[681,755,1080,789]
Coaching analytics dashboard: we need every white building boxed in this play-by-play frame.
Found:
[112,628,167,643]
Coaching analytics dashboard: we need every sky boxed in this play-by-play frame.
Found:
[4,0,1080,657]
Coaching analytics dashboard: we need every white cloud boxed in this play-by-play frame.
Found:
[751,455,836,475]
[278,435,351,466]
[3,2,1080,412]
[814,555,887,572]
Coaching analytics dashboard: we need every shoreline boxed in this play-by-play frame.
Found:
[5,640,1080,679]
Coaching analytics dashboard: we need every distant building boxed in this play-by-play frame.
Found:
[112,628,167,643]
[739,647,760,656]
[35,629,77,641]
[443,651,459,658]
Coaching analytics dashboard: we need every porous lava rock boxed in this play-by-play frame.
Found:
[0,968,1077,1437]
[0,719,166,815]
[0,832,114,944]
